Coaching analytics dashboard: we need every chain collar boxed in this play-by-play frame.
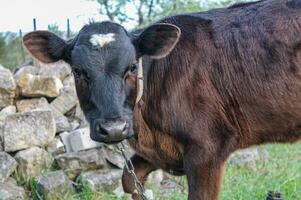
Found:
[119,58,148,199]
[116,142,149,200]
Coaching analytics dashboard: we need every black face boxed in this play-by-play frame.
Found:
[23,21,181,143]
[71,22,137,143]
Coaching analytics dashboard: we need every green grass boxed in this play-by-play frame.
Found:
[162,143,301,200]
[221,143,301,200]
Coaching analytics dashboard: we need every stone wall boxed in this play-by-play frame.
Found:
[0,61,134,200]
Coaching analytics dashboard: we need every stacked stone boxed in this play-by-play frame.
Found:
[0,61,131,200]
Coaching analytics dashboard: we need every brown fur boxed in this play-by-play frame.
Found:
[129,103,184,172]
[122,0,301,199]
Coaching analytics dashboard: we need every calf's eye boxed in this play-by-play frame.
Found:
[130,64,137,74]
[72,68,82,79]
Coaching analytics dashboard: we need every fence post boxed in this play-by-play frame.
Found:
[67,18,70,39]
[33,18,37,31]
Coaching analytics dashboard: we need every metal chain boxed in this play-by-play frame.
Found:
[116,142,149,200]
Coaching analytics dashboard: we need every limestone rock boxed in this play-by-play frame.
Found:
[15,147,53,179]
[0,152,17,183]
[0,106,17,151]
[0,65,16,108]
[0,134,2,151]
[63,74,75,87]
[0,179,26,200]
[55,149,107,179]
[0,137,2,152]
[14,65,39,81]
[69,127,102,152]
[51,86,77,115]
[229,147,270,169]
[0,106,17,121]
[114,188,153,200]
[59,128,101,153]
[157,179,185,197]
[102,143,134,169]
[17,73,63,98]
[3,110,56,152]
[59,132,73,153]
[147,170,164,186]
[36,170,74,200]
[56,115,71,133]
[74,104,89,127]
[39,61,72,81]
[15,97,49,112]
[78,169,122,191]
[51,108,71,133]
[70,120,80,131]
[46,137,65,156]
[102,145,124,169]
[5,177,17,186]
[144,190,154,200]
[14,99,71,148]
[16,98,70,134]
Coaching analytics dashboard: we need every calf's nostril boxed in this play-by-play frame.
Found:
[122,123,128,132]
[95,123,109,135]
[95,119,128,140]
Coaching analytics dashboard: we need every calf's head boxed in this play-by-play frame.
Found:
[23,21,180,143]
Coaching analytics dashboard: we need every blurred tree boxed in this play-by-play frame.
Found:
[94,0,157,27]
[0,34,5,60]
[155,0,202,17]
[0,32,30,70]
[92,0,247,27]
[48,23,64,37]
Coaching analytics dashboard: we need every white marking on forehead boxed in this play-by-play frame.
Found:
[89,33,116,47]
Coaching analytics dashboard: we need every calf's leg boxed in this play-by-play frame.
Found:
[184,145,227,200]
[122,154,157,200]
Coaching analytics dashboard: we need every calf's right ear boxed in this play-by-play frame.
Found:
[23,31,69,63]
[133,23,181,59]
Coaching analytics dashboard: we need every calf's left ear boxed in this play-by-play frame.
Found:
[23,31,69,63]
[133,23,181,59]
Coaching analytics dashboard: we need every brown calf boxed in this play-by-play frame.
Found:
[123,0,301,199]
[23,0,301,199]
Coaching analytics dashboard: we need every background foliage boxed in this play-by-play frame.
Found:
[0,32,29,70]
[93,0,241,27]
[0,0,244,70]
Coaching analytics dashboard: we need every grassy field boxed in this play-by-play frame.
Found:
[221,143,301,200]
[110,143,301,200]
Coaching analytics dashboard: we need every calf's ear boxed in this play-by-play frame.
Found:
[133,23,181,59]
[23,31,68,63]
